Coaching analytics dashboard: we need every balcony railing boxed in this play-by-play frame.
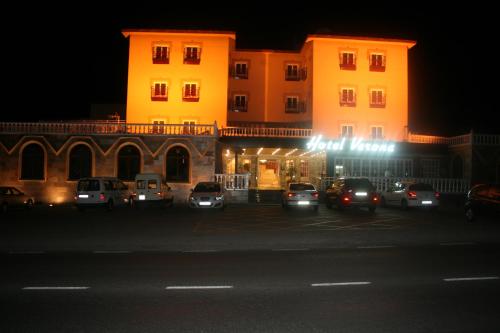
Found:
[0,122,216,136]
[214,173,249,190]
[219,127,312,138]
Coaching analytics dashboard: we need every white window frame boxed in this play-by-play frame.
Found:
[151,81,168,100]
[233,94,247,111]
[370,126,384,139]
[234,61,248,78]
[340,87,356,105]
[152,43,170,63]
[369,88,385,106]
[285,95,300,112]
[285,63,300,80]
[341,124,354,138]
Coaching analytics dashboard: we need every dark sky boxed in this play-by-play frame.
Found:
[4,4,499,136]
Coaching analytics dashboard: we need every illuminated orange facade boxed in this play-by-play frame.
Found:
[123,30,415,141]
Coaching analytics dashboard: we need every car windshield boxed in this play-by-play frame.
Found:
[78,180,100,191]
[194,183,221,192]
[345,179,374,189]
[289,183,315,191]
[409,183,434,191]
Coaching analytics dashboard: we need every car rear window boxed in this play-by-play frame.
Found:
[78,180,100,191]
[194,183,221,192]
[408,183,434,191]
[345,179,374,189]
[290,184,315,191]
[136,180,146,189]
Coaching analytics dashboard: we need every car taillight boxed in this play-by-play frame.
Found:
[435,191,440,199]
[156,192,162,196]
[99,193,106,201]
[312,192,319,198]
[372,194,379,202]
[342,194,351,202]
[407,191,417,199]
[288,192,297,197]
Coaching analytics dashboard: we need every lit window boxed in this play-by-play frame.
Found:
[233,62,248,79]
[285,96,300,113]
[152,44,169,64]
[341,125,354,138]
[184,46,201,64]
[371,126,384,139]
[369,53,385,71]
[285,64,300,81]
[151,82,168,101]
[232,95,247,112]
[339,51,356,70]
[370,89,385,107]
[340,88,356,107]
[183,83,199,101]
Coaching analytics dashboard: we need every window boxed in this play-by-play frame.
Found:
[233,61,248,79]
[341,125,354,138]
[166,146,190,182]
[184,46,201,64]
[421,159,440,178]
[285,64,300,81]
[232,95,247,112]
[285,96,300,113]
[339,51,356,70]
[20,143,45,180]
[151,82,168,101]
[300,160,309,177]
[183,83,199,101]
[369,53,385,71]
[340,88,356,107]
[68,144,92,180]
[182,120,196,135]
[370,89,385,107]
[151,119,166,134]
[117,145,141,181]
[152,44,169,64]
[371,126,384,139]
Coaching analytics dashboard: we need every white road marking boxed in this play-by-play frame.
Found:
[311,282,371,287]
[166,285,233,290]
[182,250,219,253]
[272,248,310,252]
[9,251,45,254]
[22,286,90,290]
[357,245,396,249]
[444,276,499,282]
[439,242,476,246]
[93,251,132,254]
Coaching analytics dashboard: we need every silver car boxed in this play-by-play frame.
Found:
[282,182,319,211]
[188,182,225,210]
[0,186,35,212]
[381,181,439,209]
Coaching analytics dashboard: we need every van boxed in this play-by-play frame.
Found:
[75,177,132,211]
[133,173,174,208]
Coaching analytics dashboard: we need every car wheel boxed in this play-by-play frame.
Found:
[465,207,475,222]
[401,199,408,210]
[25,199,34,210]
[313,205,319,212]
[106,200,114,211]
[336,199,345,211]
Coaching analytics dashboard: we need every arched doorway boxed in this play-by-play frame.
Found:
[21,143,45,180]
[68,144,92,180]
[117,145,141,181]
[166,146,190,182]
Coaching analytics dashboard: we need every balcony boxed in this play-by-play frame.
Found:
[369,64,385,72]
[369,96,386,108]
[339,63,356,70]
[182,87,200,102]
[183,56,200,65]
[152,56,169,64]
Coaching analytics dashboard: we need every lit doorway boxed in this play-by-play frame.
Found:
[258,159,280,189]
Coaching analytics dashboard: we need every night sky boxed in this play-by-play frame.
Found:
[4,4,498,136]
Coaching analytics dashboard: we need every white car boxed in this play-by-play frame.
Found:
[188,182,225,210]
[281,182,319,211]
[75,177,133,211]
[381,181,440,209]
[133,173,174,208]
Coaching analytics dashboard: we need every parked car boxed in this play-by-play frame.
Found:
[75,177,133,211]
[381,181,440,210]
[465,183,500,222]
[281,182,319,211]
[188,181,225,210]
[133,173,174,208]
[0,186,35,212]
[325,177,379,212]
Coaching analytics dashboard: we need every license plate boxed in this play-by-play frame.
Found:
[298,201,309,205]
[139,194,146,200]
[78,194,88,198]
[422,200,432,205]
[355,192,367,196]
[199,202,211,206]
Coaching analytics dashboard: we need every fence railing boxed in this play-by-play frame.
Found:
[219,127,312,138]
[0,122,216,136]
[313,176,470,194]
[214,173,250,190]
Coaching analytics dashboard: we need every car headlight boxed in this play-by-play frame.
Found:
[190,196,196,201]
[215,195,224,200]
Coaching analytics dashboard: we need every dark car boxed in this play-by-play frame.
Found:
[0,186,35,213]
[325,177,379,212]
[465,184,500,222]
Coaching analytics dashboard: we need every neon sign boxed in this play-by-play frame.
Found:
[307,135,395,153]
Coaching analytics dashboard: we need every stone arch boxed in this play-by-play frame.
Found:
[165,145,191,183]
[67,143,94,180]
[19,141,46,180]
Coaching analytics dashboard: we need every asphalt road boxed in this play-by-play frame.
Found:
[1,244,500,332]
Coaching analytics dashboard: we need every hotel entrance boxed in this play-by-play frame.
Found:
[257,159,280,189]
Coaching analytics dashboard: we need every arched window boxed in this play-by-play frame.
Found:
[69,144,92,180]
[166,146,190,182]
[117,145,141,181]
[452,155,463,178]
[21,143,45,180]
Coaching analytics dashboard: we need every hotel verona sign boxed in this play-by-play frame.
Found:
[307,135,395,153]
